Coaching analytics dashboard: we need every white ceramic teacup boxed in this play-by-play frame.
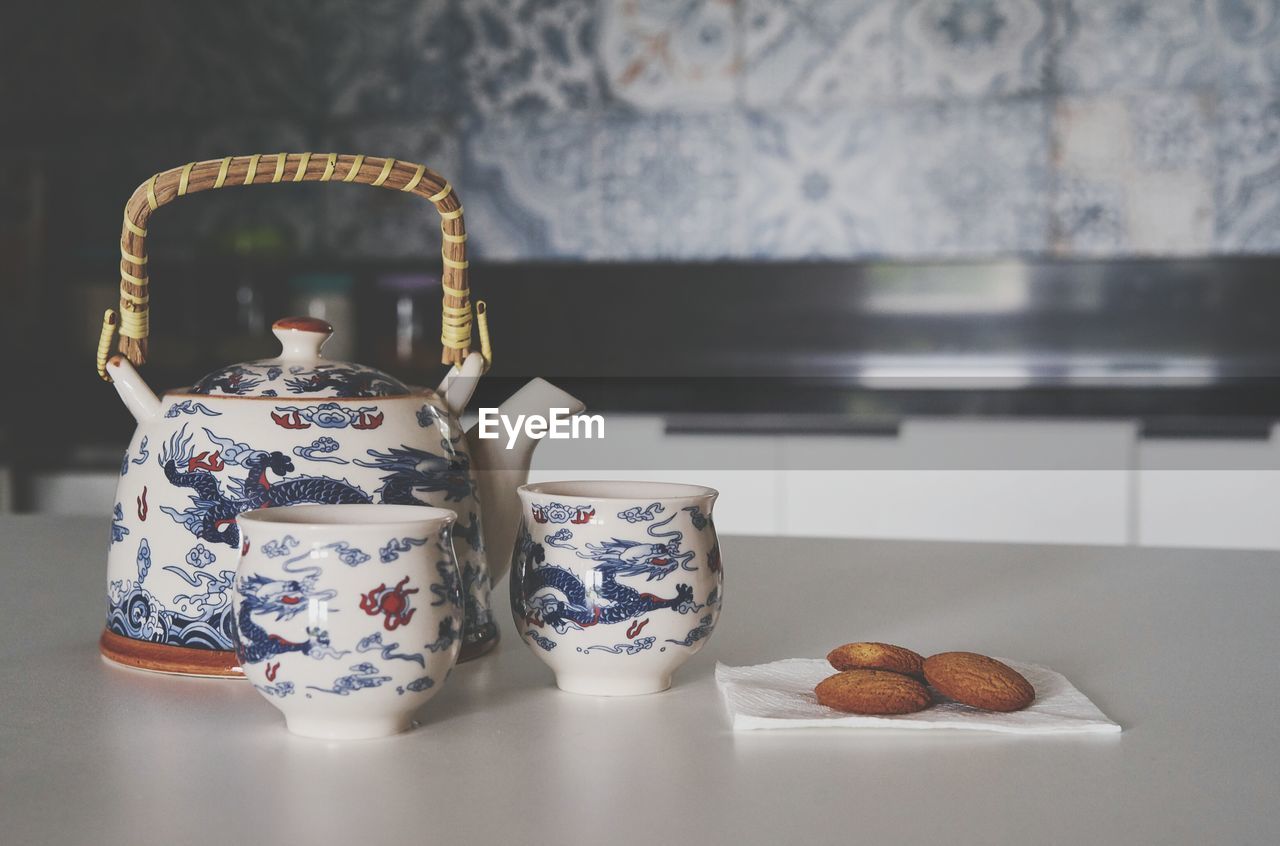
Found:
[233,504,463,739]
[510,481,723,695]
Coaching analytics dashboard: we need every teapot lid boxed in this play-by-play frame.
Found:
[188,317,413,398]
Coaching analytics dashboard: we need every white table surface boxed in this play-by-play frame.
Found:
[2,516,1278,845]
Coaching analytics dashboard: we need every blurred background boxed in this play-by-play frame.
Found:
[3,0,1280,549]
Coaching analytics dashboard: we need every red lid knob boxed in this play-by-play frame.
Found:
[272,316,334,361]
[272,316,334,334]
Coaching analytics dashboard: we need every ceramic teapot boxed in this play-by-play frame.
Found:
[95,153,582,677]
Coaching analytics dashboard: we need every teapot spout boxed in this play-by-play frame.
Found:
[466,378,584,586]
[105,355,161,423]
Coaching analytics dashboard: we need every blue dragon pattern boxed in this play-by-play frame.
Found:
[255,681,296,698]
[666,613,716,647]
[306,662,393,696]
[578,637,657,655]
[119,404,495,657]
[357,631,425,667]
[190,365,263,396]
[190,360,409,398]
[158,425,371,548]
[283,365,407,397]
[234,561,347,665]
[164,400,222,418]
[454,512,484,552]
[430,558,461,607]
[424,616,459,653]
[379,536,429,563]
[355,443,474,504]
[513,510,701,635]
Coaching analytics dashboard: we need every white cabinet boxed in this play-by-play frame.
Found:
[529,415,1140,546]
[40,414,1280,547]
[779,420,1136,545]
[1137,430,1280,550]
[29,471,118,516]
[30,413,1261,548]
[28,415,1280,549]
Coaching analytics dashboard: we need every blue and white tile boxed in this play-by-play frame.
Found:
[457,0,604,116]
[1053,94,1216,256]
[1214,95,1280,252]
[461,113,599,259]
[741,0,896,107]
[595,112,746,259]
[1209,0,1280,92]
[1051,174,1128,253]
[1051,94,1213,254]
[325,121,463,258]
[1053,95,1131,173]
[898,0,1053,99]
[898,100,1051,255]
[1127,170,1216,253]
[1126,96,1213,257]
[325,0,460,117]
[600,0,741,109]
[1053,0,1217,92]
[1129,92,1213,171]
[739,108,911,257]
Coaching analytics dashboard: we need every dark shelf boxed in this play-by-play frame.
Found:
[16,256,1280,471]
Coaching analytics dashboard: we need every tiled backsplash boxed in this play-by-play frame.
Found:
[17,0,1280,260]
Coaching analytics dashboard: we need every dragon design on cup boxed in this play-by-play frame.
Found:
[514,511,701,634]
[234,563,346,665]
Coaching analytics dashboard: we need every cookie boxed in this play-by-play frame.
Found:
[827,642,925,677]
[922,652,1035,712]
[814,669,933,715]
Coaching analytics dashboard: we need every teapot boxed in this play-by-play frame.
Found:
[95,153,583,677]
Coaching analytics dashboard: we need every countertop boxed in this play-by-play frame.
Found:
[1,516,1278,845]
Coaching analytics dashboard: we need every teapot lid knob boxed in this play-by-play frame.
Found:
[272,316,333,361]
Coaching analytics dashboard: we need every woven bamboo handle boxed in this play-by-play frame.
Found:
[104,153,480,375]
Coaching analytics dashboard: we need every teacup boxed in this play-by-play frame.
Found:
[233,504,463,739]
[510,481,723,695]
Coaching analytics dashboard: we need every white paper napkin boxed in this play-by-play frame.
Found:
[716,658,1119,734]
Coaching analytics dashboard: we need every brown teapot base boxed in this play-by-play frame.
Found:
[99,628,499,677]
[99,629,245,677]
